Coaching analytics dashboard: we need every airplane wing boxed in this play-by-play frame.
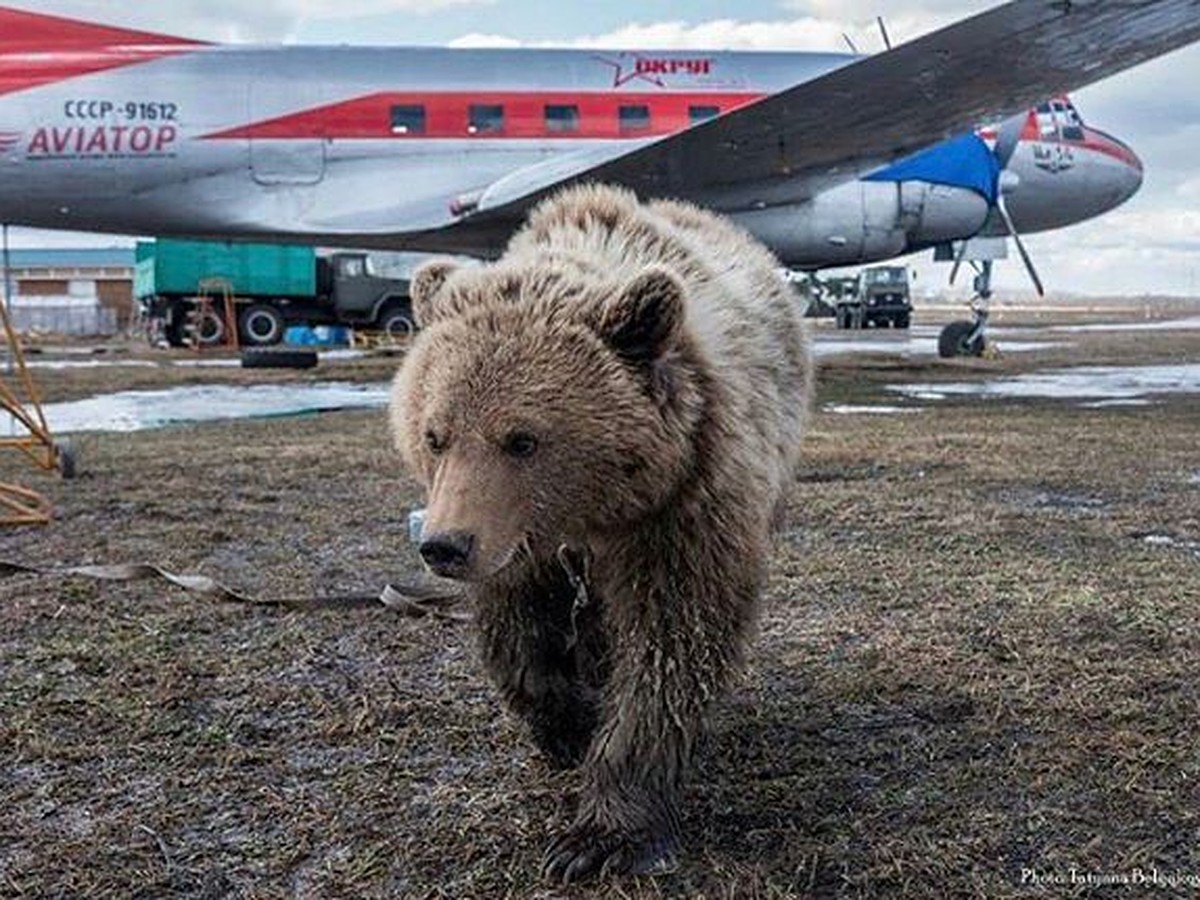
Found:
[418,0,1200,254]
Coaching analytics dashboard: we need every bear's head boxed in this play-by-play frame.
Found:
[391,259,705,581]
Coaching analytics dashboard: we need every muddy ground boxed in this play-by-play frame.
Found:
[1,308,1198,899]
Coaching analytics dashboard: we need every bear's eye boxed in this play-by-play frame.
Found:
[502,431,538,459]
[425,430,447,455]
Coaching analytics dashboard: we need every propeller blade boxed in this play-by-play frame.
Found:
[996,195,1045,297]
[877,16,893,51]
[992,112,1025,168]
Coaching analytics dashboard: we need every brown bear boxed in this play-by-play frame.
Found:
[390,184,811,882]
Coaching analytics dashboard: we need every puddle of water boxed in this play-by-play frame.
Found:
[823,403,922,415]
[888,364,1200,404]
[16,348,368,370]
[812,332,1065,358]
[29,381,391,434]
[1136,532,1200,557]
[1001,488,1109,515]
[167,358,243,369]
[23,359,159,370]
[1051,315,1200,333]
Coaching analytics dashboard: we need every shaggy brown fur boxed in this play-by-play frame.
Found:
[390,184,811,882]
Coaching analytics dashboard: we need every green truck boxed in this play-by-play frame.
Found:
[135,240,414,347]
[833,265,913,329]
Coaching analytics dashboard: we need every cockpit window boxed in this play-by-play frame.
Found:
[1038,98,1085,143]
[1057,102,1085,142]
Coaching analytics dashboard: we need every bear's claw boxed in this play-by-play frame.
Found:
[542,821,676,884]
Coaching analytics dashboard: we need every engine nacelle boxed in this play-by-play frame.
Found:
[732,180,990,269]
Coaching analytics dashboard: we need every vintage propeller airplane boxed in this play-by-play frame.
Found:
[0,1,1198,355]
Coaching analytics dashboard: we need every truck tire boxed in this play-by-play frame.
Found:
[239,304,285,346]
[195,309,226,346]
[240,348,319,369]
[378,299,415,339]
[161,301,188,347]
[894,312,911,329]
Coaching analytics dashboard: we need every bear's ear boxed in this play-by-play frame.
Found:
[595,268,684,365]
[410,259,460,327]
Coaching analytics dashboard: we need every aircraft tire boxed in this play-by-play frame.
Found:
[239,304,286,346]
[240,348,319,370]
[938,320,984,358]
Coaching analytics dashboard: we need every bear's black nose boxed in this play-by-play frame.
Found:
[419,531,475,575]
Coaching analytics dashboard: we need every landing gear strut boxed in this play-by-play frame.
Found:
[938,259,992,358]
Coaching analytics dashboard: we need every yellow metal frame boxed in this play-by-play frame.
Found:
[0,290,57,525]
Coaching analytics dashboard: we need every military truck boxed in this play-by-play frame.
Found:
[135,240,414,347]
[834,265,913,329]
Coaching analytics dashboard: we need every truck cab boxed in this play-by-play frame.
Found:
[318,252,413,334]
[835,265,912,329]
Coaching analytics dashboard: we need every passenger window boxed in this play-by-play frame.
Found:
[544,104,580,133]
[689,105,720,125]
[619,104,651,132]
[468,104,504,135]
[390,105,426,135]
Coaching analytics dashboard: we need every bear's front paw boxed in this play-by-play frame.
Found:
[542,818,677,884]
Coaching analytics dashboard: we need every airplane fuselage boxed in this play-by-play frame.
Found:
[0,32,1144,267]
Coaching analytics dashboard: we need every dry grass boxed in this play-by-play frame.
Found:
[1,318,1197,898]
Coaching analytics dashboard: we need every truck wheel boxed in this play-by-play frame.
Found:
[195,310,226,346]
[163,303,187,347]
[239,304,285,346]
[378,300,415,339]
[895,312,911,329]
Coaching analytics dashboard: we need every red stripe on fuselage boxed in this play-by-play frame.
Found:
[206,91,768,141]
[0,7,207,97]
[1078,126,1142,171]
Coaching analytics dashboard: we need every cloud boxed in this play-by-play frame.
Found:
[5,0,493,42]
[450,13,954,52]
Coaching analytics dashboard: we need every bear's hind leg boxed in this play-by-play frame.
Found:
[475,560,608,769]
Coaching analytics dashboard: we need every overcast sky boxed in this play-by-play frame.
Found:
[6,0,1200,297]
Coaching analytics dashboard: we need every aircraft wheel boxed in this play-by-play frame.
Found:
[239,304,285,346]
[938,320,985,358]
